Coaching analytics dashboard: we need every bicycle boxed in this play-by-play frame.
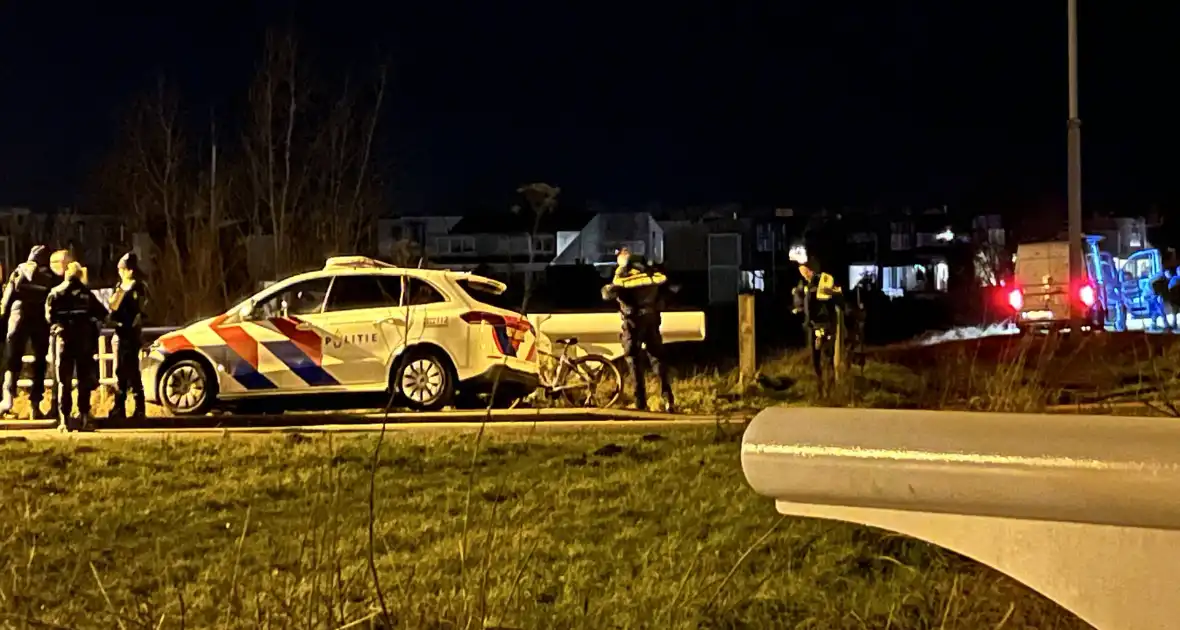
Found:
[537,336,623,408]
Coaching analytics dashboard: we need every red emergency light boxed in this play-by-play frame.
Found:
[1007,283,1096,314]
[1007,288,1023,311]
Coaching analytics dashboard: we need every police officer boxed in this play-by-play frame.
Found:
[0,246,57,418]
[46,262,109,431]
[791,254,845,395]
[108,252,148,421]
[601,247,675,413]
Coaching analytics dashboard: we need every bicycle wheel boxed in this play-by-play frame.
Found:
[560,354,623,408]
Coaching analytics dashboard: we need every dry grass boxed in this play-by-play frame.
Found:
[6,389,168,420]
[6,331,1178,421]
[666,332,1180,416]
[0,426,1089,629]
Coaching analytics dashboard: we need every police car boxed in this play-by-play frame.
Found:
[141,256,539,415]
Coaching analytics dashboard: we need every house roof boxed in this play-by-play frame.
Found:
[447,211,594,235]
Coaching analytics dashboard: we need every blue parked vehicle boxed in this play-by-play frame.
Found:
[1083,235,1163,331]
[1008,234,1162,333]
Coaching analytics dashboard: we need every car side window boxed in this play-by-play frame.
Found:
[324,275,402,312]
[404,278,446,306]
[255,277,332,319]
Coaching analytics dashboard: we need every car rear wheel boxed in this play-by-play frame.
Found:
[396,349,454,412]
[159,358,215,416]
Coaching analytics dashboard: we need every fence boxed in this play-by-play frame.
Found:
[13,327,179,391]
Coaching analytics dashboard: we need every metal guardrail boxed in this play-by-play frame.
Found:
[741,407,1180,630]
[16,332,119,390]
[12,327,179,391]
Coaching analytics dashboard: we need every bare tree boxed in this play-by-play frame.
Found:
[241,30,307,279]
[386,237,424,267]
[89,30,389,323]
[309,68,387,258]
[513,182,560,307]
[96,79,236,323]
[240,30,388,278]
[974,239,1012,287]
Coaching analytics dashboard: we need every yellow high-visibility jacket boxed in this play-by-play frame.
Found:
[613,267,668,289]
[815,272,841,301]
[609,266,668,317]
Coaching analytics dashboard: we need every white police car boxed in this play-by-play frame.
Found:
[142,256,539,414]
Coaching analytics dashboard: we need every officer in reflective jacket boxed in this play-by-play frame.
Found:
[601,247,675,413]
[791,255,844,394]
[0,246,58,418]
[108,252,148,421]
[46,262,109,431]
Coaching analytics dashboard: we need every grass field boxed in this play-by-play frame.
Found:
[0,426,1088,629]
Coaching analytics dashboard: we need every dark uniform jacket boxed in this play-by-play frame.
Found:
[109,278,149,333]
[604,263,668,319]
[792,272,843,328]
[46,279,109,342]
[2,262,58,331]
[1151,272,1170,302]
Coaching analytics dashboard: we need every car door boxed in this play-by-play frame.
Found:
[219,276,335,393]
[314,273,403,387]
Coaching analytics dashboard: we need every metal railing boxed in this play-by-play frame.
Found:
[741,406,1180,630]
[11,327,178,391]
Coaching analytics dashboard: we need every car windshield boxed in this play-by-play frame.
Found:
[224,281,278,316]
[456,278,518,312]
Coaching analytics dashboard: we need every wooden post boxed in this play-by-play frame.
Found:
[833,307,845,383]
[738,293,756,387]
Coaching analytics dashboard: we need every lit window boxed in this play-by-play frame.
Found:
[741,270,765,291]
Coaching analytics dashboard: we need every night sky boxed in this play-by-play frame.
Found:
[1,2,1176,212]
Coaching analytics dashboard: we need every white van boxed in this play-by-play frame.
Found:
[1007,241,1104,333]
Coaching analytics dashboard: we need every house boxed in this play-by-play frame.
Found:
[1085,215,1150,262]
[422,211,595,284]
[658,204,764,305]
[810,205,1001,299]
[550,208,665,268]
[376,215,461,264]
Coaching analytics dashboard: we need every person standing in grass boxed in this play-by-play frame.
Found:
[107,252,149,421]
[601,247,675,413]
[0,246,57,419]
[46,262,109,432]
[1161,268,1180,332]
[792,254,845,395]
[1149,268,1171,331]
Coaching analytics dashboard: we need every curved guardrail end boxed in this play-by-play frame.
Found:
[739,406,1180,630]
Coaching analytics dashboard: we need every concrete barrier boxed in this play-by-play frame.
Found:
[741,407,1180,630]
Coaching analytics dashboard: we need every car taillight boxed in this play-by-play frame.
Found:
[460,311,507,326]
[1007,288,1023,311]
[1078,284,1096,307]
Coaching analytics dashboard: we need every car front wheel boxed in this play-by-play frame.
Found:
[159,358,216,416]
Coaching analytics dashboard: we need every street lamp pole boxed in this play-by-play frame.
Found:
[1067,0,1084,329]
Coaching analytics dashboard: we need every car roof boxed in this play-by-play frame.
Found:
[274,262,508,294]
